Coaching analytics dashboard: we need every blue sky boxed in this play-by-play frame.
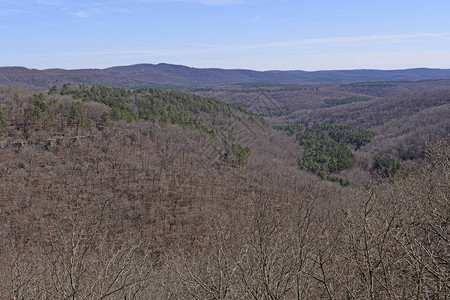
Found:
[1,0,450,70]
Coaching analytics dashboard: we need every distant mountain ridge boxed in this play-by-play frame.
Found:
[2,63,450,90]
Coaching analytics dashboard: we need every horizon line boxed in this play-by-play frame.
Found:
[1,63,450,73]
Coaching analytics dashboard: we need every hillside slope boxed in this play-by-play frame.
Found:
[275,89,450,160]
[0,84,448,299]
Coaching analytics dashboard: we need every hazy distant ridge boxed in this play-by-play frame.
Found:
[2,63,450,89]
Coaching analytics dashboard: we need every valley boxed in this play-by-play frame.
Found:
[0,67,448,299]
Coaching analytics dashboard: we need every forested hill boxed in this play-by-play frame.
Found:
[2,63,450,89]
[0,83,448,299]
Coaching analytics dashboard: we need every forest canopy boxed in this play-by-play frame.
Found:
[275,123,375,177]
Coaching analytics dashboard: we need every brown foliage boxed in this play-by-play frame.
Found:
[0,85,448,299]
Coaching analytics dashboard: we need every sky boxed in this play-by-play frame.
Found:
[1,0,450,71]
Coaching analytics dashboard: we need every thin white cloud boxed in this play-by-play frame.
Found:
[0,0,30,16]
[200,33,450,52]
[0,0,23,4]
[36,48,212,58]
[113,7,134,13]
[0,8,26,16]
[35,32,450,61]
[72,10,90,18]
[25,45,450,70]
[198,0,242,5]
[0,0,244,18]
[272,51,450,71]
[0,2,130,20]
[33,0,64,5]
[135,0,244,5]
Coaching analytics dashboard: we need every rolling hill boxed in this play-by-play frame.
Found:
[2,63,450,90]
